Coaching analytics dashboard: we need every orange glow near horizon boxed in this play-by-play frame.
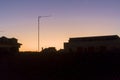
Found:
[19,21,119,51]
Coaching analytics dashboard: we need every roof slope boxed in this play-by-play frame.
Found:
[69,35,119,42]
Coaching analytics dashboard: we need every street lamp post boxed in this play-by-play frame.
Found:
[38,16,50,52]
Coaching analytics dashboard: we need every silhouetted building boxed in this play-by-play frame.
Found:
[0,36,22,55]
[64,35,120,53]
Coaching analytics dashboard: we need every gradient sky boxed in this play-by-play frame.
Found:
[0,0,120,51]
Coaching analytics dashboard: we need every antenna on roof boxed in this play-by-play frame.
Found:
[37,15,51,52]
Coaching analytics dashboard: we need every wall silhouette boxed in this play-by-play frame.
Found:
[64,35,120,53]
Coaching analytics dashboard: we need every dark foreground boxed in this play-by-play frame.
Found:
[0,52,120,80]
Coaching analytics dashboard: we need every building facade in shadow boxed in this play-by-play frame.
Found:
[0,36,22,55]
[64,35,120,53]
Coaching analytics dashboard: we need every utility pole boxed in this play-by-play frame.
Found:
[38,15,50,52]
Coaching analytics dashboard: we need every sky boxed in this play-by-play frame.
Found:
[0,0,120,51]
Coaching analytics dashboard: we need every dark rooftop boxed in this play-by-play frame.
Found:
[0,36,21,45]
[69,35,119,42]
